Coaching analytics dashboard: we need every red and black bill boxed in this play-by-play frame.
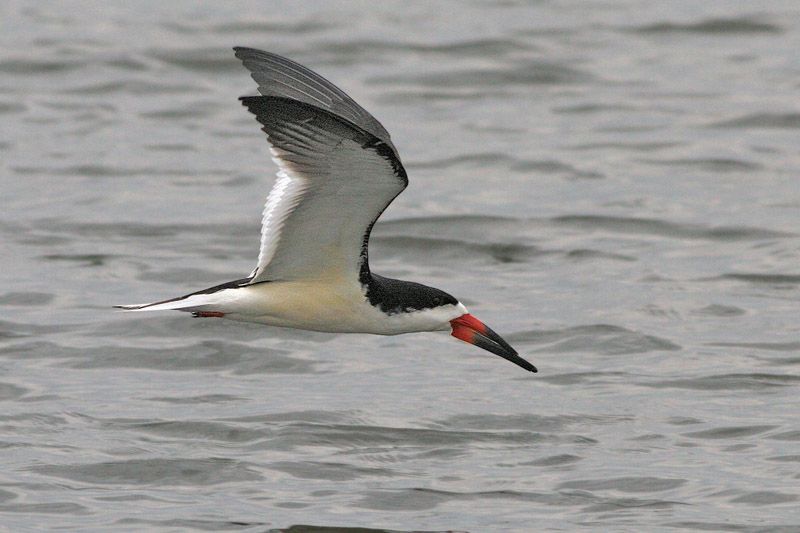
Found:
[450,314,537,373]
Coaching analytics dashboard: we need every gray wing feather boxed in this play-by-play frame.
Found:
[240,95,406,282]
[233,47,394,151]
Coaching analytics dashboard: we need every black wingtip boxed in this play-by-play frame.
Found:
[233,46,260,62]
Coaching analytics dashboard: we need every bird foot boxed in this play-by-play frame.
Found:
[191,311,226,318]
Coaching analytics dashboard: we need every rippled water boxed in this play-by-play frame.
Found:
[2,1,800,531]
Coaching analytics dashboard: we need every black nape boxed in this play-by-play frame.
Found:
[364,274,458,315]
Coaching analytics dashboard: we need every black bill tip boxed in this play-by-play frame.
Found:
[472,329,538,373]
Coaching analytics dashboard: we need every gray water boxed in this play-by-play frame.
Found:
[2,1,800,531]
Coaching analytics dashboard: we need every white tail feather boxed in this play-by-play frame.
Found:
[113,292,221,312]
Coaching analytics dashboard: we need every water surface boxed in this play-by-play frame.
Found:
[2,1,800,531]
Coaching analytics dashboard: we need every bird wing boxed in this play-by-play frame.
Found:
[234,47,396,152]
[235,50,407,283]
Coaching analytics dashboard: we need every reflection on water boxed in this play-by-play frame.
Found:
[2,0,800,531]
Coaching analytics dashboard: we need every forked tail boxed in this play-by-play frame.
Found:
[114,277,252,313]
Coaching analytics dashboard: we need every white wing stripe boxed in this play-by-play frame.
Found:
[255,153,308,274]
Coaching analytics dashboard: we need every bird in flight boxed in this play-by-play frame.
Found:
[116,47,536,373]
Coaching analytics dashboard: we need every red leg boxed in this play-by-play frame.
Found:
[192,311,225,318]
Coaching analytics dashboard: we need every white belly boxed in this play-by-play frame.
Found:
[208,279,465,335]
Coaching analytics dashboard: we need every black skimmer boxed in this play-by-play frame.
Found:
[115,47,536,373]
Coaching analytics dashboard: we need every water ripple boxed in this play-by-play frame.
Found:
[118,419,269,443]
[557,476,686,493]
[372,61,593,88]
[267,526,458,533]
[718,273,800,285]
[729,491,798,505]
[511,325,681,355]
[371,235,542,264]
[0,58,84,74]
[379,214,791,244]
[639,157,763,172]
[262,422,588,451]
[31,458,262,486]
[644,373,800,391]
[553,215,791,241]
[268,461,399,481]
[1,340,318,374]
[355,486,683,512]
[409,152,602,179]
[709,113,800,129]
[0,292,54,306]
[631,17,782,34]
[166,19,333,36]
[322,37,533,58]
[118,518,266,531]
[682,425,777,440]
[146,48,242,72]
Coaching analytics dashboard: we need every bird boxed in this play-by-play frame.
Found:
[115,47,536,373]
